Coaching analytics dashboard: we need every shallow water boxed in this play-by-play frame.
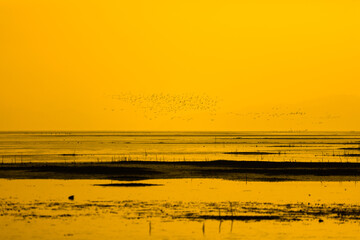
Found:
[1,132,360,239]
[1,131,360,163]
[1,178,360,239]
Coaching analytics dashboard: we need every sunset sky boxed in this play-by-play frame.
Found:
[1,0,360,131]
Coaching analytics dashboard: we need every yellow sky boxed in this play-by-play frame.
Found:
[1,0,359,131]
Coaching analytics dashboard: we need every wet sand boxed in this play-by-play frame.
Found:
[2,178,360,240]
[2,178,360,221]
[1,160,360,181]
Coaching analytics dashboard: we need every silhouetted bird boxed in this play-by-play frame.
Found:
[68,195,74,200]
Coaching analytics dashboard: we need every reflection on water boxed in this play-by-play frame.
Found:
[1,131,360,239]
[1,131,360,163]
[1,179,360,239]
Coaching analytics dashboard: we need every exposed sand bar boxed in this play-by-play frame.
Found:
[1,160,360,181]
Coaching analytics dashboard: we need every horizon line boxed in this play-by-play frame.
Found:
[1,130,360,133]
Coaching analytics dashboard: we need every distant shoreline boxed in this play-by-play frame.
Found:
[1,160,360,182]
[1,131,360,136]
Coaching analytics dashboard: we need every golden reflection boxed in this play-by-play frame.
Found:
[1,0,360,239]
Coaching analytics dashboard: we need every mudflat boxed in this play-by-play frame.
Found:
[1,160,360,181]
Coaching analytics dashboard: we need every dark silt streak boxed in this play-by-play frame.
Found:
[2,160,360,181]
[223,151,283,155]
[94,183,163,187]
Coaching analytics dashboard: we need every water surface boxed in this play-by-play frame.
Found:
[1,131,360,163]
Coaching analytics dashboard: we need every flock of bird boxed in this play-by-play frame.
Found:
[110,92,219,120]
[227,110,307,120]
[105,93,333,126]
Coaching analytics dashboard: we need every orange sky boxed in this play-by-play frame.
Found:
[1,0,360,131]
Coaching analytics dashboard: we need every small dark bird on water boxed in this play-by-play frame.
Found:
[68,195,74,200]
